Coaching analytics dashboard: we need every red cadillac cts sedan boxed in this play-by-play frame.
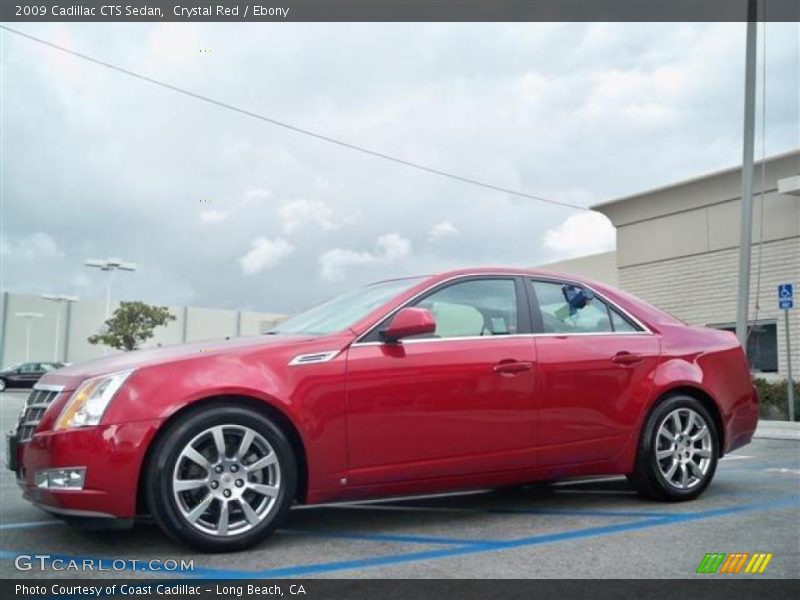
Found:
[8,268,759,551]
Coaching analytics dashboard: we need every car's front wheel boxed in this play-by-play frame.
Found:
[628,395,719,502]
[0,378,6,392]
[145,404,297,552]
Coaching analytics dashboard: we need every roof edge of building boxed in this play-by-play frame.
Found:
[590,148,800,212]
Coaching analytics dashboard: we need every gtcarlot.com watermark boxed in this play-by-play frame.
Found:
[14,553,194,572]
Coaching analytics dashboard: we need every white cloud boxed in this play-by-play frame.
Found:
[0,232,64,260]
[199,209,229,224]
[542,212,615,259]
[377,233,412,260]
[319,233,411,282]
[428,220,458,242]
[279,199,359,234]
[239,237,295,275]
[243,187,272,204]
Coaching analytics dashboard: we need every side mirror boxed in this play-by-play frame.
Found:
[380,308,436,343]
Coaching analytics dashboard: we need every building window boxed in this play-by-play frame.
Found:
[709,321,778,373]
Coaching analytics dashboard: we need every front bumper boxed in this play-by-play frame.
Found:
[9,419,162,519]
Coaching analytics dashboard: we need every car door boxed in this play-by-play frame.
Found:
[17,363,41,386]
[529,279,660,466]
[345,276,538,485]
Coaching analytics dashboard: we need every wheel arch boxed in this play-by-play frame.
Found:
[648,385,725,457]
[136,394,309,516]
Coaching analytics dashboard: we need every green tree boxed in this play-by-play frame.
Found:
[88,301,176,351]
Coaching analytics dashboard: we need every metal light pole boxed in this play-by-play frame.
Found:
[785,310,795,422]
[85,258,137,317]
[735,0,759,348]
[42,294,78,362]
[85,258,137,356]
[15,312,44,361]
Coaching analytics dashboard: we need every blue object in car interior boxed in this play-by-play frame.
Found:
[564,286,594,316]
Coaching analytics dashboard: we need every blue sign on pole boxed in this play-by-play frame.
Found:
[778,283,794,310]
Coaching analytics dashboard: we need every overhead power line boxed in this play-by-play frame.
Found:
[1,25,588,212]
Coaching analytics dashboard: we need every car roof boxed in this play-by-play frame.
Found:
[376,267,596,286]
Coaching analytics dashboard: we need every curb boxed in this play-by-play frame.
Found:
[753,420,800,441]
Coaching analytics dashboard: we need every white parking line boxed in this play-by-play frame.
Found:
[766,468,800,476]
[0,520,61,530]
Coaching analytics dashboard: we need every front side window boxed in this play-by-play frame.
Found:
[531,280,639,334]
[412,278,519,338]
[19,363,39,373]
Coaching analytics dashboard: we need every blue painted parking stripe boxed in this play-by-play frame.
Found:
[1,494,796,579]
[235,494,800,578]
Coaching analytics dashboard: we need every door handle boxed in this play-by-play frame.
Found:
[493,361,534,375]
[612,351,643,365]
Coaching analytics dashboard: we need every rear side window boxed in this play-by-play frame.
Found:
[530,280,641,334]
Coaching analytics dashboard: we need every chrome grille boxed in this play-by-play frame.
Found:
[18,387,61,442]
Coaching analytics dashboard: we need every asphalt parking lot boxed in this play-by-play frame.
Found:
[1,389,798,579]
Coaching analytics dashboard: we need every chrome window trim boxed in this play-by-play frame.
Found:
[351,331,652,348]
[352,334,536,348]
[288,350,341,366]
[352,272,653,346]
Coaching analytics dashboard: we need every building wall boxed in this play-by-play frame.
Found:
[619,238,799,377]
[0,293,287,367]
[240,311,286,335]
[593,150,800,379]
[536,251,618,286]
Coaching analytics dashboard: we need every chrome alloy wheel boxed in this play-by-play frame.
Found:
[172,425,281,536]
[655,407,713,490]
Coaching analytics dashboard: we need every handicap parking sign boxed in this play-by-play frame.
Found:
[778,283,794,309]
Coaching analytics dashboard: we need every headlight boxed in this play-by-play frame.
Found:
[55,369,134,430]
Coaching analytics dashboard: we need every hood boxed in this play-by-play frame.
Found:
[38,333,345,391]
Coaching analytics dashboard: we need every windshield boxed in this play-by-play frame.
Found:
[271,277,426,336]
[2,362,22,372]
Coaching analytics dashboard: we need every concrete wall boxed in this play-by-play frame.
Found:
[0,293,287,367]
[618,239,799,376]
[536,251,619,286]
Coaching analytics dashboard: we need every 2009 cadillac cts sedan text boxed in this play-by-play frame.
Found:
[7,268,759,551]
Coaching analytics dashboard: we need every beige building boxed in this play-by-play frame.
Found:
[538,149,800,378]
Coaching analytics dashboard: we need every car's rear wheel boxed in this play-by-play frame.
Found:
[145,404,297,551]
[628,395,718,502]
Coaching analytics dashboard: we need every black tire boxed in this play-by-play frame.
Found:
[628,394,719,502]
[145,404,297,552]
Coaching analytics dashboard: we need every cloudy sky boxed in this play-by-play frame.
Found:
[2,22,798,313]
